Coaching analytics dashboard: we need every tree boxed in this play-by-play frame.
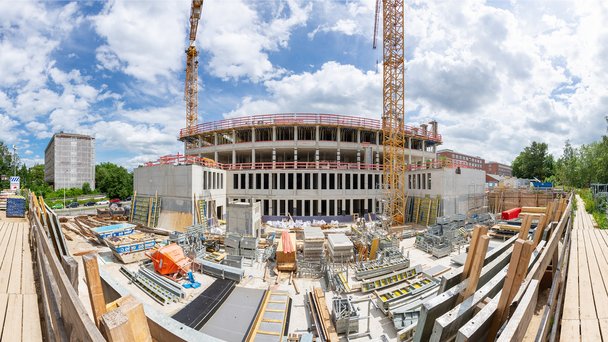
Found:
[95,162,133,199]
[82,182,92,194]
[512,141,555,180]
[0,142,18,189]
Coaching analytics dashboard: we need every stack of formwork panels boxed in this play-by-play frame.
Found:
[327,233,353,264]
[225,233,241,255]
[240,236,258,259]
[303,227,325,264]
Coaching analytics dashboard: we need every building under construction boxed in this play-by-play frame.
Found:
[133,113,472,229]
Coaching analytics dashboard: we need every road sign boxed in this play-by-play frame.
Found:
[10,176,20,190]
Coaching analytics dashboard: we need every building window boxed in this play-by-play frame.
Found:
[422,173,426,190]
[417,174,421,189]
[428,173,431,190]
[408,175,412,189]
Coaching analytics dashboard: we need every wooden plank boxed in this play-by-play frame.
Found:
[462,226,484,281]
[111,295,152,342]
[585,229,608,319]
[488,239,533,339]
[559,320,580,340]
[0,293,8,336]
[23,293,43,341]
[518,214,532,239]
[0,224,17,293]
[581,319,601,341]
[8,223,24,294]
[101,307,135,342]
[496,279,539,341]
[532,214,547,247]
[83,253,107,327]
[2,294,22,341]
[578,230,596,320]
[458,235,490,303]
[21,223,36,295]
[520,206,546,213]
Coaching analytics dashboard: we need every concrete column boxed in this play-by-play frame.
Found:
[232,150,236,165]
[232,129,236,144]
[356,149,361,163]
[356,129,361,144]
[337,149,341,163]
[294,126,298,141]
[214,133,218,145]
[214,151,218,162]
[252,128,255,142]
[294,148,298,163]
[422,140,426,153]
[337,127,341,143]
[334,199,338,216]
[408,138,412,165]
[315,149,320,162]
[251,149,256,169]
[272,126,276,141]
[316,126,320,141]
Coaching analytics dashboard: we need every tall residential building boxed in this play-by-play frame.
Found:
[44,133,95,190]
[484,161,512,177]
[436,149,484,170]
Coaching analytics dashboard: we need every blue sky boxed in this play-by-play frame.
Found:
[1,0,607,169]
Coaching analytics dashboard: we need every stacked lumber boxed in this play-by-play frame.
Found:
[327,233,353,263]
[276,232,297,271]
[303,227,325,264]
[306,287,338,342]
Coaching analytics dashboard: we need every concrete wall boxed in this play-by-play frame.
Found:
[134,164,227,230]
[406,168,486,216]
[226,201,261,236]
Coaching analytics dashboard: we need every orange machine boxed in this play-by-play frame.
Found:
[148,243,191,276]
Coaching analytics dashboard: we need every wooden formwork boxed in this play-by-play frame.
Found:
[488,189,565,213]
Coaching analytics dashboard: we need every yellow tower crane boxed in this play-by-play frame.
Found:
[185,0,203,148]
[374,0,406,226]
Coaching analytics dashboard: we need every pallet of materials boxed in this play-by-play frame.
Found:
[197,258,244,282]
[376,275,440,311]
[6,195,26,217]
[327,233,353,263]
[105,232,158,263]
[361,265,421,293]
[91,223,136,241]
[354,254,410,280]
[303,227,325,263]
[276,231,297,271]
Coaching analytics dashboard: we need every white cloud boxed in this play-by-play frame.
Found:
[225,61,381,118]
[92,1,189,83]
[199,0,312,82]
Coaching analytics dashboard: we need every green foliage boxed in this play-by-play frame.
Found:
[578,188,608,229]
[554,136,608,188]
[95,162,133,199]
[82,182,92,194]
[0,142,18,189]
[512,141,555,180]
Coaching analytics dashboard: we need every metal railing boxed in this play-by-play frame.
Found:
[179,113,442,142]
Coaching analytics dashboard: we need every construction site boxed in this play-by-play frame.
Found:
[0,1,601,342]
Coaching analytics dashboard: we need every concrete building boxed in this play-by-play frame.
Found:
[134,113,444,229]
[483,161,512,177]
[179,113,441,217]
[405,167,486,216]
[437,149,484,170]
[44,133,95,190]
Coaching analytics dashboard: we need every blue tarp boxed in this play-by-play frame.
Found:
[532,181,553,188]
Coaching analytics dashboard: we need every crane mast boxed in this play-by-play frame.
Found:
[375,0,406,226]
[185,0,203,145]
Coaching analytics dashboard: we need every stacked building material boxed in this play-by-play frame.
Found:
[0,190,13,210]
[332,297,359,334]
[225,233,241,255]
[303,227,325,264]
[276,231,297,271]
[240,236,258,259]
[6,195,26,217]
[327,233,354,264]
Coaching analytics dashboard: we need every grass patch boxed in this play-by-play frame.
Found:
[578,188,608,229]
